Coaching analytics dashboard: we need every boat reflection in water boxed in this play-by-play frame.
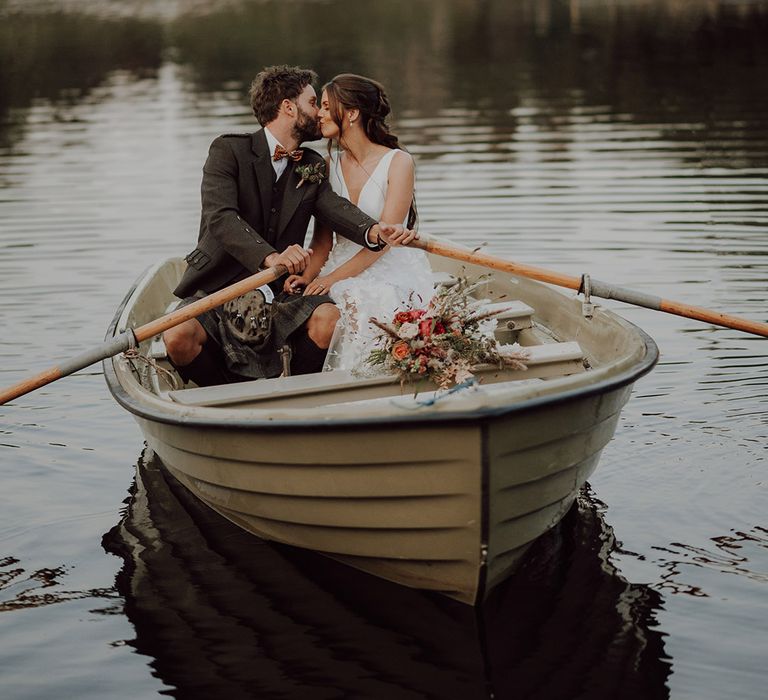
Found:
[103,451,671,700]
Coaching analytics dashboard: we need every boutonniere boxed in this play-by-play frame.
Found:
[295,162,325,188]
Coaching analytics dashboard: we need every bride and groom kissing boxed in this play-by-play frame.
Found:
[164,65,434,388]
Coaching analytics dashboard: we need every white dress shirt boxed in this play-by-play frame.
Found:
[264,127,288,180]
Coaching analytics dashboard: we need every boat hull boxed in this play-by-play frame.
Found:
[127,375,631,604]
[137,416,484,602]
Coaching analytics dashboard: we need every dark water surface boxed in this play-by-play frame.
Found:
[0,1,766,698]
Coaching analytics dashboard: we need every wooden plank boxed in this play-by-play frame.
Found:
[479,300,534,321]
[169,342,584,408]
[523,340,583,364]
[169,370,396,407]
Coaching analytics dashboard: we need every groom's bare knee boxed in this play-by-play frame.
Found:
[163,319,207,366]
[306,303,340,349]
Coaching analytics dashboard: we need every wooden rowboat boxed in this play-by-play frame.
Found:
[104,247,658,605]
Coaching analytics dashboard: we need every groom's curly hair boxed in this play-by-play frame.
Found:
[249,65,318,125]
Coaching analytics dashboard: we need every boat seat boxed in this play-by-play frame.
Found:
[507,340,585,378]
[168,370,395,408]
[476,300,535,343]
[167,341,585,409]
[480,300,534,327]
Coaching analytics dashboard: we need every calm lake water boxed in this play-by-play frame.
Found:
[1,1,766,698]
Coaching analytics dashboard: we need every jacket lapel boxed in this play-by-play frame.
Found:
[251,130,273,234]
[276,159,306,240]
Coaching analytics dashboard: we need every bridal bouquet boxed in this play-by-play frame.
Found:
[367,276,529,388]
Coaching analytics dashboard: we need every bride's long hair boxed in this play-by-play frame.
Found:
[323,73,417,229]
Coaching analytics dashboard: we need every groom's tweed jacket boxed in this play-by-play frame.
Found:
[174,128,378,299]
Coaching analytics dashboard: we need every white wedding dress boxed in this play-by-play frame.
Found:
[320,148,435,373]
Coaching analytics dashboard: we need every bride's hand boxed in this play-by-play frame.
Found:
[376,223,419,247]
[284,273,310,294]
[303,276,333,296]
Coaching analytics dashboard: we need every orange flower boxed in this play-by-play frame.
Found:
[395,309,426,324]
[391,341,411,361]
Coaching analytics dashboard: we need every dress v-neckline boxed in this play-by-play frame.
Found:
[339,150,395,206]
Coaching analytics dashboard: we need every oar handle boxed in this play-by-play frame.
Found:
[658,299,768,337]
[0,367,67,407]
[0,265,286,405]
[411,234,768,338]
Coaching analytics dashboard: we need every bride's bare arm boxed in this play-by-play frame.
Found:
[304,151,414,295]
[378,150,415,225]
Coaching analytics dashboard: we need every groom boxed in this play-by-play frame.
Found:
[165,65,414,387]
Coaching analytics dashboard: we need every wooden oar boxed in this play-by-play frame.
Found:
[0,265,287,405]
[410,234,768,338]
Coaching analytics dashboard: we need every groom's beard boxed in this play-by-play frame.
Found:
[293,107,321,143]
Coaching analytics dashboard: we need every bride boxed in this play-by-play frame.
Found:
[283,73,434,373]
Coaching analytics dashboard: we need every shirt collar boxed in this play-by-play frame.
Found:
[264,127,283,157]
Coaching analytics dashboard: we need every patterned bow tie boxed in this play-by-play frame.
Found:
[272,145,303,162]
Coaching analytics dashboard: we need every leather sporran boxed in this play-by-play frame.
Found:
[222,289,272,347]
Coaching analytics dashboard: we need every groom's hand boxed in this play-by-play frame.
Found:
[264,244,312,275]
[374,223,419,247]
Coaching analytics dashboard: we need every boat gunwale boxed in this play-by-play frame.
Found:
[103,265,660,431]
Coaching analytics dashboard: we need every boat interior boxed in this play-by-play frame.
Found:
[113,254,648,415]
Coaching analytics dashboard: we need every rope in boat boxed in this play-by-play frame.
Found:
[123,348,182,391]
[391,377,479,410]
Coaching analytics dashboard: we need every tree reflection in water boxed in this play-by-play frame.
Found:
[3,1,766,153]
[102,451,671,700]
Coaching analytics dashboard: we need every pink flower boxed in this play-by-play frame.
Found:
[397,322,419,340]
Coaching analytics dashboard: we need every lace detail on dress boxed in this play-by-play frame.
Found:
[321,148,434,375]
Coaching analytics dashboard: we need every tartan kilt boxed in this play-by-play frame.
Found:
[179,290,334,381]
